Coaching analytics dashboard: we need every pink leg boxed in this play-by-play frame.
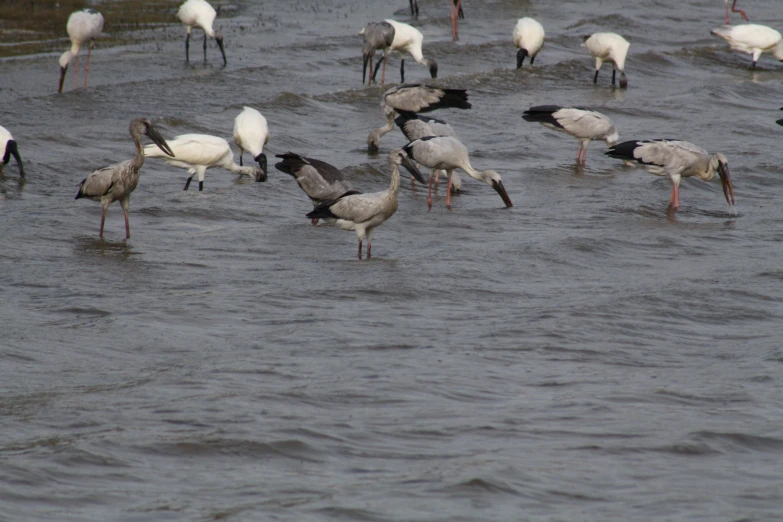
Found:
[124,208,130,239]
[451,0,460,41]
[669,183,680,211]
[575,145,582,162]
[84,43,93,91]
[311,218,319,225]
[581,145,588,165]
[446,172,452,210]
[434,169,440,187]
[733,0,749,21]
[367,241,372,259]
[73,55,79,91]
[725,2,730,24]
[427,173,435,210]
[99,205,107,238]
[358,239,363,260]
[368,59,374,85]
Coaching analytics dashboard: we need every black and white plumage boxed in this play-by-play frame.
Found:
[394,110,462,192]
[522,105,619,165]
[582,33,629,88]
[58,8,104,93]
[275,152,360,224]
[75,118,174,239]
[144,134,266,191]
[306,150,424,259]
[233,106,270,173]
[178,0,226,65]
[605,140,735,211]
[1,125,24,178]
[367,84,471,151]
[725,0,749,24]
[368,20,438,85]
[403,136,513,210]
[360,21,396,85]
[513,18,545,69]
[710,24,783,68]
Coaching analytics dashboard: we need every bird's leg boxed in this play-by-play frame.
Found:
[611,67,617,86]
[575,145,583,162]
[732,0,749,21]
[203,32,208,63]
[311,218,319,225]
[669,184,680,211]
[451,0,461,41]
[400,59,405,83]
[593,69,599,84]
[184,175,193,190]
[367,240,372,259]
[99,204,108,238]
[238,148,243,166]
[84,41,94,91]
[581,142,589,164]
[381,49,388,85]
[372,55,384,83]
[427,172,435,210]
[357,238,363,260]
[434,168,440,187]
[368,57,374,85]
[185,32,191,62]
[446,172,453,210]
[73,54,79,91]
[199,181,204,191]
[121,199,130,239]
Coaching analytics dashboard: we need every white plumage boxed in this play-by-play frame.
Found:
[178,0,226,65]
[306,150,423,259]
[711,24,783,68]
[513,18,545,69]
[402,136,513,210]
[1,125,24,178]
[144,134,266,191]
[233,107,270,173]
[58,9,104,93]
[582,32,630,88]
[382,20,438,83]
[522,105,619,165]
[605,139,735,211]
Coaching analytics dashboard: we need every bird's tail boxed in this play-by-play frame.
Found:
[604,140,642,160]
[521,105,564,127]
[421,89,471,112]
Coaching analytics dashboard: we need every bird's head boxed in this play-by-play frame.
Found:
[710,152,734,207]
[367,129,382,151]
[57,51,73,93]
[426,58,438,79]
[605,129,620,147]
[389,149,426,184]
[254,152,268,180]
[516,48,528,69]
[479,169,513,208]
[134,118,175,157]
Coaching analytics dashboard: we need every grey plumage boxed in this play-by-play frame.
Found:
[522,105,619,164]
[368,84,471,151]
[394,110,462,192]
[360,21,395,84]
[75,118,173,238]
[605,139,735,211]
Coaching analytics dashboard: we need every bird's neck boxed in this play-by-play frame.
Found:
[132,138,145,170]
[388,164,401,195]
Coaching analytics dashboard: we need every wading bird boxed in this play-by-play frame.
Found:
[58,8,104,93]
[605,140,735,211]
[368,84,471,151]
[360,21,395,85]
[522,105,619,165]
[178,0,226,65]
[144,134,266,191]
[725,0,749,24]
[233,107,270,173]
[1,125,25,177]
[403,136,513,210]
[582,33,629,88]
[513,17,545,68]
[710,24,783,68]
[394,110,462,191]
[75,118,173,239]
[367,20,438,84]
[275,152,360,224]
[306,150,424,259]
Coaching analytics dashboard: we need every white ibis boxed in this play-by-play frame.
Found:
[178,0,226,65]
[144,134,266,191]
[275,152,360,224]
[58,8,104,93]
[368,84,471,151]
[513,18,545,68]
[233,106,269,174]
[368,20,438,84]
[402,136,513,210]
[452,0,465,41]
[75,118,174,239]
[582,33,629,88]
[306,150,424,259]
[394,110,462,192]
[360,21,396,85]
[522,105,619,165]
[725,0,749,24]
[1,125,24,178]
[605,140,735,211]
[710,24,783,68]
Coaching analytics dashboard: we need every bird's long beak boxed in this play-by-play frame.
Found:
[255,152,268,180]
[429,62,438,79]
[148,126,175,157]
[401,155,427,184]
[58,66,67,94]
[216,37,227,66]
[718,163,735,206]
[619,71,628,89]
[516,48,528,69]
[492,179,513,208]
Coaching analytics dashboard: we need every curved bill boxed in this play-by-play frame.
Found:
[492,179,513,208]
[516,48,528,69]
[7,140,25,177]
[429,61,438,79]
[400,155,427,184]
[619,71,628,89]
[58,66,68,94]
[148,125,175,157]
[216,38,227,66]
[255,152,268,180]
[718,163,734,206]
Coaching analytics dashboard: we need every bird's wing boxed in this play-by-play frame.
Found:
[78,160,130,197]
[634,140,704,168]
[362,22,395,52]
[296,165,352,201]
[328,193,385,223]
[554,108,614,139]
[145,134,229,165]
[385,85,470,112]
